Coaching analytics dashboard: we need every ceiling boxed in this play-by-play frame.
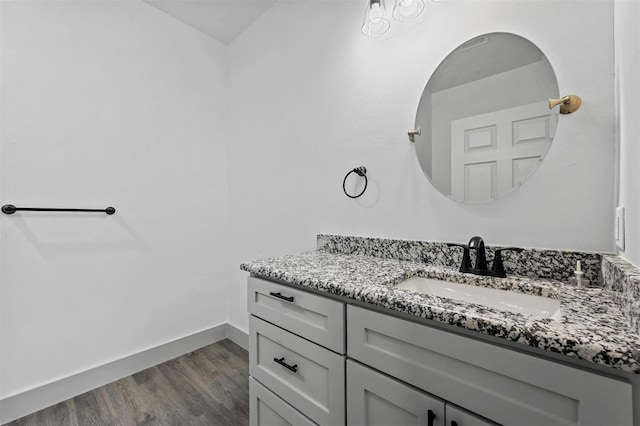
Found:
[142,0,277,44]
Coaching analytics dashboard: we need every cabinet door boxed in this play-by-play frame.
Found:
[347,360,445,426]
[445,403,499,426]
[250,378,318,426]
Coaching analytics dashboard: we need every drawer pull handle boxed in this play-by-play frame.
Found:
[273,357,298,373]
[428,410,436,426]
[269,292,294,303]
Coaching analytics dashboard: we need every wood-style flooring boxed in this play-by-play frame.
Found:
[5,339,249,426]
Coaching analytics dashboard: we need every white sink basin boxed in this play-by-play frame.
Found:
[396,276,562,320]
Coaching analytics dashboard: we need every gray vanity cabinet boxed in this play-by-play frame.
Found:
[247,276,634,426]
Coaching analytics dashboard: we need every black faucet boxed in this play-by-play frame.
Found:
[447,236,524,278]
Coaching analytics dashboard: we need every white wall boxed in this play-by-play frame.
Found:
[614,0,640,268]
[0,0,229,399]
[227,0,615,332]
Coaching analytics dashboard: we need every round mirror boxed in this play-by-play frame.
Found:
[414,32,559,203]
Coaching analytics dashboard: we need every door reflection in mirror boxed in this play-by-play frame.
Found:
[414,33,559,203]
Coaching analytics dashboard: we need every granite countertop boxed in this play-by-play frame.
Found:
[241,250,640,374]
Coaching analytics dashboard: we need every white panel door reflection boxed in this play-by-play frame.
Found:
[450,101,556,203]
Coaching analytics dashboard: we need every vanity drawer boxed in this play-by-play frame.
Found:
[249,315,345,426]
[250,377,318,426]
[248,276,345,353]
[347,305,632,426]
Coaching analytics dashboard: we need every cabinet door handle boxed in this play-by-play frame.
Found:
[428,409,436,426]
[451,422,458,426]
[273,357,298,373]
[269,292,294,303]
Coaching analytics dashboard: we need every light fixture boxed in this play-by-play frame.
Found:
[362,0,433,37]
[361,0,391,37]
[392,0,425,22]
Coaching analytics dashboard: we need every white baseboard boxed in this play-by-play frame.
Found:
[226,322,249,351]
[0,323,241,425]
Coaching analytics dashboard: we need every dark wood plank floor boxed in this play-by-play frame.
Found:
[5,339,249,426]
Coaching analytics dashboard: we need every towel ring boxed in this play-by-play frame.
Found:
[343,166,368,199]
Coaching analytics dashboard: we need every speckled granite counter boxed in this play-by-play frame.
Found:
[241,249,640,374]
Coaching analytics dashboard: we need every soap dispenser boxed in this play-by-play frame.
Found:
[568,261,590,287]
